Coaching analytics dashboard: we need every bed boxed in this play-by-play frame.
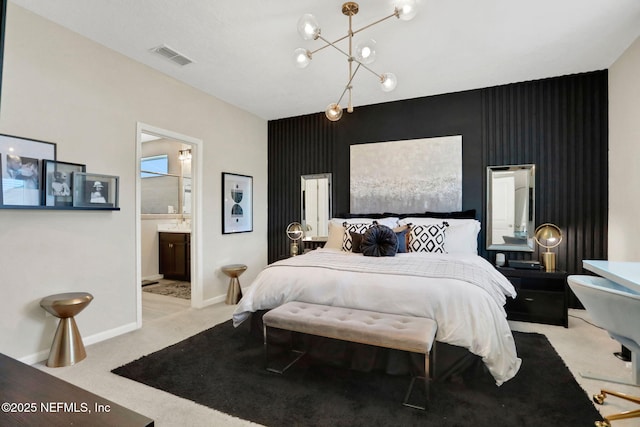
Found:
[233,216,522,386]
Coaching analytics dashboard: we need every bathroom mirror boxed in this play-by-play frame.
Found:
[301,173,332,239]
[140,138,192,215]
[486,164,535,251]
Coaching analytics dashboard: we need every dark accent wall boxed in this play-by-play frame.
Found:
[268,70,608,276]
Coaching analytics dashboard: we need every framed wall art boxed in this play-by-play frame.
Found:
[222,172,253,234]
[350,135,462,214]
[0,133,56,207]
[42,160,86,207]
[73,172,119,208]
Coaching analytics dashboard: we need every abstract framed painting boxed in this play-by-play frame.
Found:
[350,136,462,214]
[222,172,253,234]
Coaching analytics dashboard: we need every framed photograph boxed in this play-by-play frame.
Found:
[0,133,56,207]
[42,160,86,207]
[222,172,253,234]
[73,172,119,208]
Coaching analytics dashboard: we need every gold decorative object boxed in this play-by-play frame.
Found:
[222,264,248,305]
[286,222,304,256]
[592,388,640,426]
[534,223,562,272]
[40,292,94,367]
[293,1,417,121]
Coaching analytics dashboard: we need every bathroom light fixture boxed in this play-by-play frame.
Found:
[178,149,192,161]
[293,1,417,121]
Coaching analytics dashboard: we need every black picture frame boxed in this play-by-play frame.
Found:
[73,172,119,208]
[222,172,253,234]
[42,160,86,207]
[0,133,56,207]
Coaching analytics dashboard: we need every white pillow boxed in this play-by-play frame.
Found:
[407,223,447,253]
[330,217,399,229]
[324,221,345,250]
[328,217,400,252]
[399,217,480,255]
[341,222,373,252]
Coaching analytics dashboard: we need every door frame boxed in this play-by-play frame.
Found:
[135,122,204,327]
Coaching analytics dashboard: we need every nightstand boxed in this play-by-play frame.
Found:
[498,267,569,328]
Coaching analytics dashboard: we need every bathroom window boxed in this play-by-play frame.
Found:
[141,154,169,178]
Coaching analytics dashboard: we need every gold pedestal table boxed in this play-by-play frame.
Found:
[222,264,247,305]
[40,292,93,367]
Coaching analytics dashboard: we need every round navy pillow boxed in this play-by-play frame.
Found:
[361,224,398,257]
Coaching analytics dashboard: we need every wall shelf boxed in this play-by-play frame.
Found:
[0,205,120,211]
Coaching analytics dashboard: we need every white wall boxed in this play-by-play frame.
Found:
[0,4,268,361]
[609,35,640,261]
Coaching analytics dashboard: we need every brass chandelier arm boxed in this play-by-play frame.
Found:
[310,11,398,55]
[351,11,399,36]
[316,34,384,79]
[334,63,362,107]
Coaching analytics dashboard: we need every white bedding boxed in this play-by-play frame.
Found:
[233,249,522,385]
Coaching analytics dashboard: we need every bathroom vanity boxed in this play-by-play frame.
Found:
[158,229,190,281]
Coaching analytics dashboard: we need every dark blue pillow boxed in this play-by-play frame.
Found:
[361,225,398,257]
[395,229,408,253]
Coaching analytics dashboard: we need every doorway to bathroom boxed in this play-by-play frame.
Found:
[135,123,203,326]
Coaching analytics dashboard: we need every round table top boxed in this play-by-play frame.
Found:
[40,292,94,318]
[221,264,248,277]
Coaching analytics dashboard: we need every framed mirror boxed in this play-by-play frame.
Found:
[301,173,332,240]
[486,164,535,251]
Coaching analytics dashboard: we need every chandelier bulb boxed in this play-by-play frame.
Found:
[325,103,343,121]
[380,72,398,92]
[355,39,377,65]
[297,13,321,40]
[293,48,312,68]
[394,0,418,21]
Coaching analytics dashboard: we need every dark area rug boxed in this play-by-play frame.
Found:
[141,281,190,299]
[112,320,603,427]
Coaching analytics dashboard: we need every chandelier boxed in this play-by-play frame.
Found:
[293,1,417,121]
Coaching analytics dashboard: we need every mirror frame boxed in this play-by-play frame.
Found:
[301,173,332,240]
[486,164,535,252]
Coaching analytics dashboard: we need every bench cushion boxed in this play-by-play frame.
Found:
[263,301,436,354]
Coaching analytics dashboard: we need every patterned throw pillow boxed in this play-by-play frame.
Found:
[342,222,375,251]
[408,222,448,253]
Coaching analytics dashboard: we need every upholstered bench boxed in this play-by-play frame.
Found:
[262,301,437,410]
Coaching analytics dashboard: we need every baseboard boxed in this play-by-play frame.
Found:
[19,321,139,366]
[142,274,163,282]
[196,294,226,308]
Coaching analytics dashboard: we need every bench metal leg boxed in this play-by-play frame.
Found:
[264,324,306,374]
[403,343,435,410]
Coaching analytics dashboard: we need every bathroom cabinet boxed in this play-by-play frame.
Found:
[159,232,190,281]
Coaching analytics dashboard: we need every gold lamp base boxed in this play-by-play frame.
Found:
[541,251,556,272]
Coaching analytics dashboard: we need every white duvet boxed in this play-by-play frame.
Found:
[233,249,522,385]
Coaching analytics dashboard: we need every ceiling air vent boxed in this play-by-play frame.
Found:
[150,44,193,66]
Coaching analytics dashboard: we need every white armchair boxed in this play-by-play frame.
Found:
[568,274,640,427]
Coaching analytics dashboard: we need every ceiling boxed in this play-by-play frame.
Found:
[9,0,640,121]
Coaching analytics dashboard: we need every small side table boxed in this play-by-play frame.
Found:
[497,267,568,327]
[40,292,94,367]
[222,264,247,305]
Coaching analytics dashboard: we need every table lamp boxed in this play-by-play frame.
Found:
[534,223,563,272]
[286,222,304,256]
